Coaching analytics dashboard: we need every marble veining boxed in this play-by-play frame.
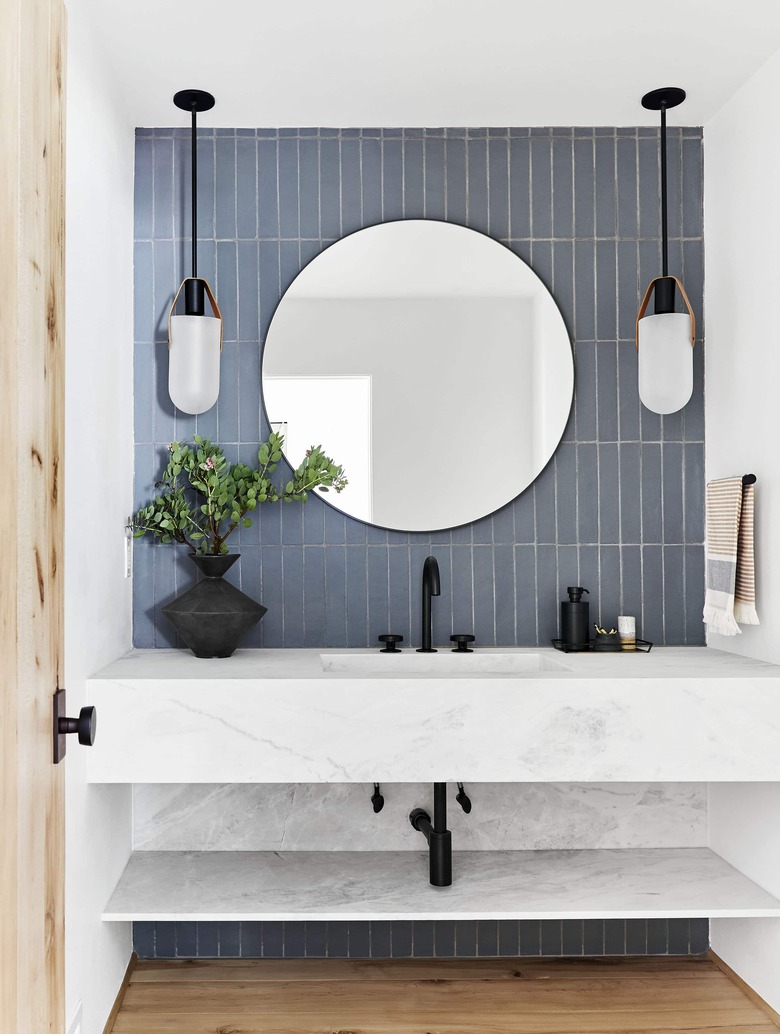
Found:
[133,783,707,852]
[88,648,780,783]
[104,848,780,921]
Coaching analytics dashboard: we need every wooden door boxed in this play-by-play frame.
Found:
[1,0,67,1031]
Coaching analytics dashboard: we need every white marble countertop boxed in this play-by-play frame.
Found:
[86,646,780,783]
[102,847,780,922]
[93,645,780,681]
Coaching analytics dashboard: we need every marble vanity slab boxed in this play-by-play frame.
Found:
[103,847,780,922]
[87,647,780,783]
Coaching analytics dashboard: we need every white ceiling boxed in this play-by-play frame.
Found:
[69,0,780,127]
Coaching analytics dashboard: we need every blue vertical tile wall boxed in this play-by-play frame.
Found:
[133,126,705,649]
[133,917,709,960]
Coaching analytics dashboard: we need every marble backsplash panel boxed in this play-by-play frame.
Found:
[134,782,707,851]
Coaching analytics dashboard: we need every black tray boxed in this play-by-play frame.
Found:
[551,638,653,654]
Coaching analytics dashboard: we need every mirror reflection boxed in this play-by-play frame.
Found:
[262,220,574,532]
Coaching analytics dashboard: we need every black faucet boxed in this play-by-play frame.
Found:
[417,555,440,653]
[410,783,452,887]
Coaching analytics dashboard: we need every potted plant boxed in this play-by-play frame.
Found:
[134,433,346,657]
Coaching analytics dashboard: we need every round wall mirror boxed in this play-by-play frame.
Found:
[262,220,574,532]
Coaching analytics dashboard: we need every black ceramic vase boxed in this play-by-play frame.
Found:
[162,553,267,658]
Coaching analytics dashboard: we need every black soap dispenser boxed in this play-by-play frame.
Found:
[561,586,590,651]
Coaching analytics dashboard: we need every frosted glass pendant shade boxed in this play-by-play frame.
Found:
[167,277,222,415]
[636,275,695,416]
[169,314,221,414]
[637,312,694,414]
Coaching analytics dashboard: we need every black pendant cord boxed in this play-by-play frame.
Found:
[191,106,198,279]
[173,90,215,316]
[660,103,668,279]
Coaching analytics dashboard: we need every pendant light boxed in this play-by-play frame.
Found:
[636,87,695,415]
[168,89,222,415]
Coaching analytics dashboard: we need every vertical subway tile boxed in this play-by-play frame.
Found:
[642,544,664,644]
[432,926,455,955]
[518,921,541,956]
[574,240,596,341]
[684,443,705,542]
[466,137,489,233]
[562,920,584,956]
[552,240,574,337]
[154,923,175,958]
[552,135,573,238]
[402,137,425,220]
[646,919,668,955]
[241,923,262,958]
[662,442,684,542]
[596,342,618,440]
[555,443,577,543]
[530,134,552,238]
[515,544,537,643]
[235,135,257,238]
[663,544,686,644]
[616,135,637,239]
[619,442,642,543]
[219,923,241,957]
[497,921,518,958]
[133,923,155,959]
[536,544,557,641]
[413,921,435,958]
[583,920,605,956]
[215,133,237,239]
[238,240,259,342]
[198,922,220,957]
[595,240,617,340]
[604,920,626,955]
[625,920,647,955]
[152,136,174,240]
[319,137,342,238]
[361,136,383,226]
[667,918,690,955]
[638,134,660,238]
[277,137,299,238]
[540,921,562,956]
[175,923,198,958]
[573,135,594,238]
[298,136,320,239]
[594,136,616,237]
[477,920,498,957]
[424,137,446,222]
[488,137,509,238]
[455,921,477,957]
[134,135,154,239]
[345,546,368,647]
[257,137,279,238]
[598,443,620,543]
[195,134,215,241]
[370,922,392,959]
[473,545,495,646]
[381,137,404,222]
[576,443,599,542]
[445,136,467,225]
[641,443,662,542]
[303,546,326,646]
[534,463,556,544]
[689,919,709,955]
[617,239,639,343]
[391,920,413,958]
[617,336,641,442]
[509,135,531,238]
[262,922,284,958]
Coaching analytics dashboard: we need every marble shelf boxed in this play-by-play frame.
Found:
[102,848,780,922]
[87,647,780,783]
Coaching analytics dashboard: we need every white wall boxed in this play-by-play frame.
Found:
[705,45,780,1012]
[64,6,135,1033]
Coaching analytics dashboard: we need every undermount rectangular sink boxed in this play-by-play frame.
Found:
[319,651,571,675]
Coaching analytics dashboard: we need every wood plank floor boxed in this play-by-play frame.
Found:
[110,957,779,1034]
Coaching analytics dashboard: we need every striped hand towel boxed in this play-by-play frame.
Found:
[703,477,759,635]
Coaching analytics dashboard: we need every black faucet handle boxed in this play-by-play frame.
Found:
[450,634,475,653]
[371,783,385,813]
[378,634,403,653]
[456,782,472,813]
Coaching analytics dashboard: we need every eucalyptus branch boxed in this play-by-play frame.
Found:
[132,434,347,556]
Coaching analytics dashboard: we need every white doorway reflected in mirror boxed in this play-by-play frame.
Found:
[265,376,373,523]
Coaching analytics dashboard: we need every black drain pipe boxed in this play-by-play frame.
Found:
[410,782,452,887]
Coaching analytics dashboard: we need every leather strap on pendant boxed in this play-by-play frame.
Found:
[636,276,695,351]
[168,277,223,351]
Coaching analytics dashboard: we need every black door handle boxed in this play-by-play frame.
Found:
[53,689,97,763]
